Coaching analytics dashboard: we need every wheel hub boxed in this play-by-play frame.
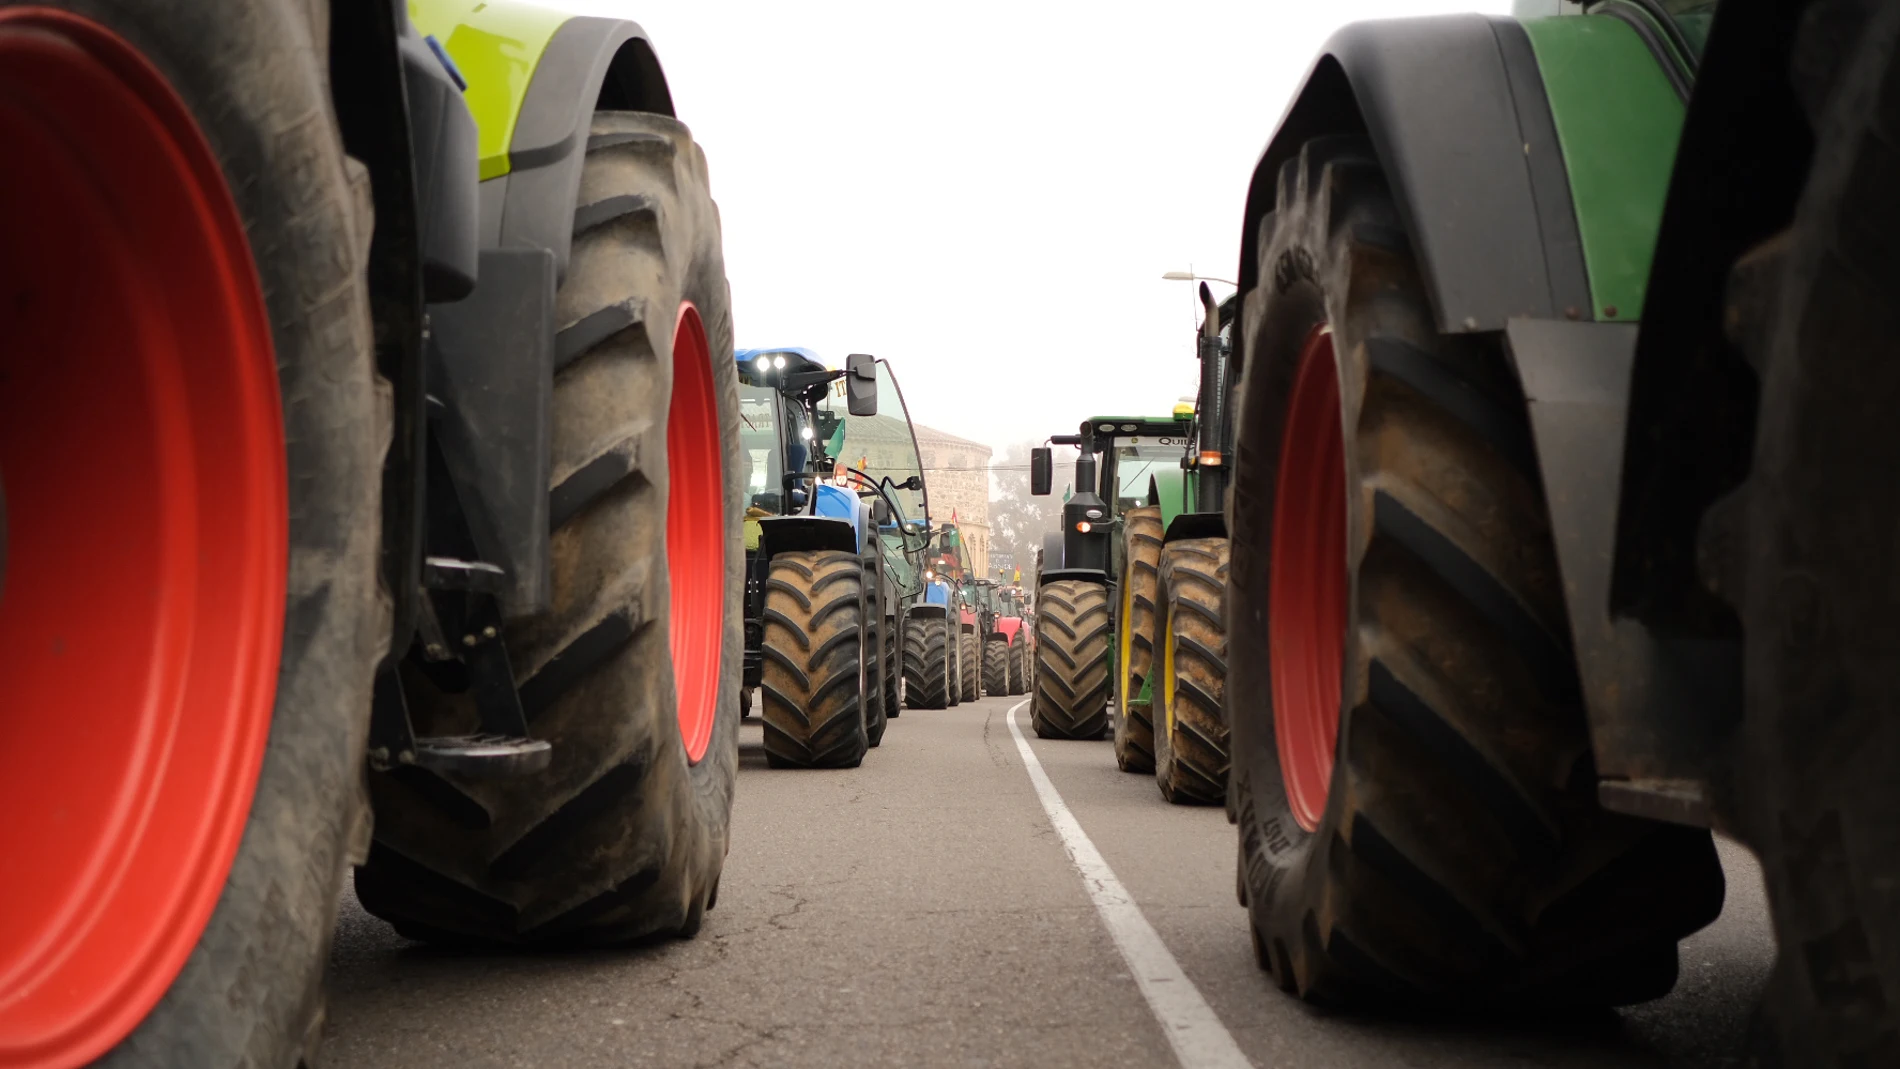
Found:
[1268,325,1348,833]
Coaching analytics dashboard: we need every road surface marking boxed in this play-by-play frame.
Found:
[1005,700,1254,1069]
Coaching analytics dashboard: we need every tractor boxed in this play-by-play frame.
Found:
[907,520,981,706]
[735,347,931,768]
[903,560,961,709]
[1107,298,1240,806]
[1027,414,1193,740]
[0,0,745,1062]
[979,578,1031,697]
[1216,0,1900,1058]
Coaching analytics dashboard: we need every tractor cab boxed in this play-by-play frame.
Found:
[1028,414,1194,580]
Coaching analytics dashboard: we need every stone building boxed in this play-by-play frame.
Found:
[911,425,993,579]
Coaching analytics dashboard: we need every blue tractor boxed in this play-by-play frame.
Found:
[736,348,931,767]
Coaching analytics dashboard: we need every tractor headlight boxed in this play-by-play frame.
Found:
[1084,508,1103,520]
[800,426,813,440]
[925,569,935,580]
[774,354,787,369]
[754,356,770,373]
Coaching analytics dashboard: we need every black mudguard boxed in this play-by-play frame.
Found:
[1236,15,1589,337]
[758,516,861,560]
[478,17,675,281]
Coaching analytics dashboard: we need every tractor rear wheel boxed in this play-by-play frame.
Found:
[884,620,901,718]
[862,539,887,748]
[946,625,964,706]
[960,628,981,701]
[1009,635,1030,695]
[0,4,383,1062]
[1115,506,1164,772]
[758,550,868,768]
[1153,538,1230,805]
[1724,5,1900,1058]
[1032,580,1111,739]
[982,636,1009,697]
[1227,135,1723,1007]
[358,111,741,946]
[903,615,951,709]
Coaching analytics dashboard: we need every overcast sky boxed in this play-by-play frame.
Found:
[558,1,1508,463]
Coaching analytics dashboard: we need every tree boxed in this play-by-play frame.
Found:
[988,439,1074,581]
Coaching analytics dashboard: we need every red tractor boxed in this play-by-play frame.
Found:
[985,583,1032,697]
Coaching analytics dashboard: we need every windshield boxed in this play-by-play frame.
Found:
[815,359,928,526]
[737,381,783,511]
[1108,434,1188,516]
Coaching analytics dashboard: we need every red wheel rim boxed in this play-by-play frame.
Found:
[0,11,286,1066]
[1269,326,1347,833]
[667,303,724,764]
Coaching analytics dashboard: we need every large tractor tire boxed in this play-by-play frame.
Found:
[861,539,888,748]
[1032,580,1111,739]
[903,614,951,709]
[1153,538,1231,805]
[758,550,868,768]
[960,627,982,701]
[883,619,901,718]
[1226,135,1723,1008]
[0,3,384,1063]
[1724,5,1900,1059]
[947,624,964,706]
[1115,505,1165,772]
[982,635,1010,697]
[1009,634,1031,695]
[358,111,743,945]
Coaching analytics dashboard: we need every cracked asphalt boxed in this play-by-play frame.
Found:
[321,696,1776,1068]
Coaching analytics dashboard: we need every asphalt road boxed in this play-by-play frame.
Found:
[322,695,1775,1068]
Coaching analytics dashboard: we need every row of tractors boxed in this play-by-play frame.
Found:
[728,347,1035,766]
[0,0,1019,1064]
[1019,0,1900,1062]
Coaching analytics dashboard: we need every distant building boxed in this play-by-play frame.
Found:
[911,425,993,580]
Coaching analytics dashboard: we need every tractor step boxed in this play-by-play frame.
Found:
[413,733,552,778]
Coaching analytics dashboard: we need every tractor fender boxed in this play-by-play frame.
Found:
[417,2,677,280]
[758,516,860,560]
[907,603,949,620]
[994,617,1024,645]
[1236,14,1590,336]
[1162,512,1225,545]
[498,14,675,281]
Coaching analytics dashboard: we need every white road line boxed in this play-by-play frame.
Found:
[1004,700,1254,1069]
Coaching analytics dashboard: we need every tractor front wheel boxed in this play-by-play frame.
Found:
[1032,580,1110,739]
[759,550,869,768]
[982,636,1010,698]
[903,615,951,709]
[1115,506,1164,772]
[1153,538,1231,805]
[960,628,982,701]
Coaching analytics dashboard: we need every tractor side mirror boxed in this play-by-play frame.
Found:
[901,475,923,491]
[1030,447,1053,496]
[845,353,878,417]
[872,496,892,525]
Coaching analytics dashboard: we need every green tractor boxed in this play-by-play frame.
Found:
[0,0,744,1062]
[734,347,932,767]
[1111,303,1240,806]
[1219,0,1899,1057]
[1028,414,1193,739]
